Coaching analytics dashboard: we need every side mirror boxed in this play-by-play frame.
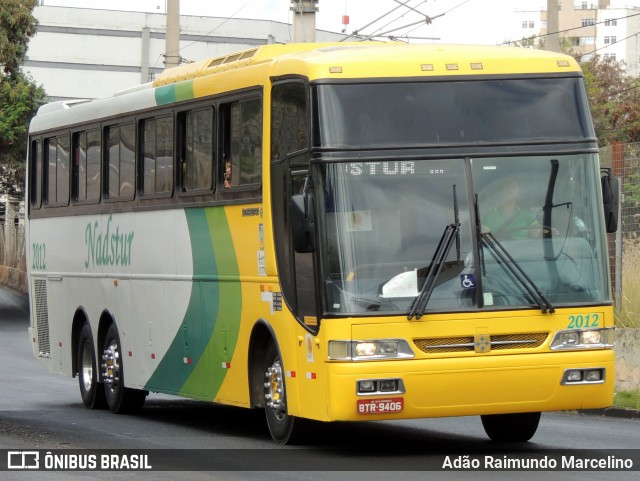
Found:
[601,169,619,234]
[291,193,316,253]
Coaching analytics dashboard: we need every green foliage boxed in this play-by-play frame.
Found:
[581,55,640,146]
[0,0,45,197]
[0,71,45,196]
[0,0,39,77]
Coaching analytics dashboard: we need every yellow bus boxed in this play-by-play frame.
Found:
[26,42,617,444]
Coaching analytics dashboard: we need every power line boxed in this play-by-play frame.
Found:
[499,11,640,47]
[163,1,252,63]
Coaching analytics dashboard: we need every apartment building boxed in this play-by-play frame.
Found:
[515,1,640,74]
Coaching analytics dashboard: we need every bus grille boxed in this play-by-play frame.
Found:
[413,332,549,354]
[33,278,50,357]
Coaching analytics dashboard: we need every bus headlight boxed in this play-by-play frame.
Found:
[550,328,614,351]
[328,339,415,361]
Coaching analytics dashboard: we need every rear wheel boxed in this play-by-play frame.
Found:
[102,323,147,414]
[481,412,541,442]
[77,323,106,409]
[263,343,308,444]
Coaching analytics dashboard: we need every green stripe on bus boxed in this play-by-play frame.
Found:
[144,207,241,399]
[180,208,241,398]
[154,80,194,106]
[175,80,194,102]
[144,208,219,394]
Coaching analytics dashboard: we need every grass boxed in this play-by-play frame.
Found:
[614,390,640,410]
[615,237,640,328]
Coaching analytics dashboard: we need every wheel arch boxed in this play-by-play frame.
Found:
[71,307,90,378]
[248,319,280,409]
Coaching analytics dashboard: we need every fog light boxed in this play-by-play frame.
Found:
[379,379,398,392]
[357,378,406,396]
[358,380,376,393]
[562,368,606,385]
[566,370,583,382]
[585,369,602,382]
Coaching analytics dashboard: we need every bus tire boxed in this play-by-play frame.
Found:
[480,412,541,442]
[263,342,308,444]
[77,322,107,409]
[102,323,147,414]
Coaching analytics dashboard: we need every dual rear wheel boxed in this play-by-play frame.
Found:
[77,322,146,414]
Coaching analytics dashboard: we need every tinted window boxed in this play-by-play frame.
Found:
[271,82,308,161]
[315,78,592,148]
[142,115,174,196]
[45,135,70,206]
[221,98,262,188]
[106,123,135,199]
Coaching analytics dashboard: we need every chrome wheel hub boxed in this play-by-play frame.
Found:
[102,340,120,389]
[264,360,286,420]
[80,340,93,392]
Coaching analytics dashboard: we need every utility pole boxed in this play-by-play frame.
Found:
[291,0,318,43]
[165,0,180,69]
[546,0,560,52]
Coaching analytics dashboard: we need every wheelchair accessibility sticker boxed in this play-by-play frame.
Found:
[460,274,476,290]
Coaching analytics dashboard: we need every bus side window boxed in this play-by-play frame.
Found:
[72,129,101,203]
[141,115,174,196]
[105,123,135,200]
[44,134,70,206]
[219,98,262,189]
[177,108,213,193]
[271,82,308,161]
[29,139,42,209]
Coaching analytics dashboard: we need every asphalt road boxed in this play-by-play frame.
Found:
[0,286,637,481]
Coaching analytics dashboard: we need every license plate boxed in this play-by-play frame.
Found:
[357,397,404,414]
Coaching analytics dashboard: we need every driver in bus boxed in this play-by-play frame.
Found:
[482,178,538,239]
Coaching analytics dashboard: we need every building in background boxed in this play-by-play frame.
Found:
[24,6,343,101]
[595,2,640,75]
[23,2,640,102]
[514,1,640,75]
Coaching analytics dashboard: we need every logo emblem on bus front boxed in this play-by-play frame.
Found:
[474,334,491,353]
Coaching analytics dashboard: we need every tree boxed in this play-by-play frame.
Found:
[580,55,640,146]
[0,0,46,197]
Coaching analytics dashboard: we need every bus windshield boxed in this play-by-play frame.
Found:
[318,154,610,315]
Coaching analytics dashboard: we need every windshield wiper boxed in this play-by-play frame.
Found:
[481,231,555,314]
[408,223,460,320]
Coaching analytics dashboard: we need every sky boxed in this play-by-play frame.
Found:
[39,0,549,45]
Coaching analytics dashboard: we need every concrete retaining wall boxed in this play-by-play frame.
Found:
[615,329,640,392]
[0,266,27,295]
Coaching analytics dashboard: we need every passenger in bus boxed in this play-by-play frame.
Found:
[224,158,232,188]
[482,178,538,239]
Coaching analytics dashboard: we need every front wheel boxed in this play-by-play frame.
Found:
[480,412,541,442]
[102,323,147,414]
[263,343,308,444]
[77,322,106,409]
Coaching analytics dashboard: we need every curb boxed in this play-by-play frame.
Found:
[578,407,640,419]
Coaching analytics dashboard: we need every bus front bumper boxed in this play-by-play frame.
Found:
[323,350,615,422]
